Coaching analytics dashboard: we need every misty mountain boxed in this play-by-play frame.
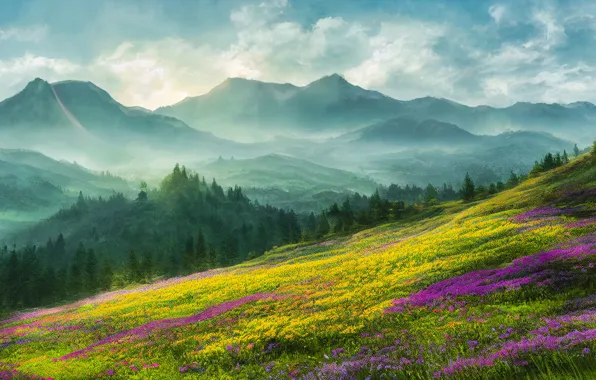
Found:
[156,74,398,141]
[339,117,572,150]
[195,154,379,213]
[342,118,477,145]
[0,78,239,168]
[156,74,596,143]
[0,148,132,236]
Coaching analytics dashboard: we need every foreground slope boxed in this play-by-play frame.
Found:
[1,156,596,379]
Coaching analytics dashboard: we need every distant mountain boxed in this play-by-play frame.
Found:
[0,78,239,167]
[156,74,399,141]
[199,153,378,193]
[339,117,572,150]
[156,74,596,143]
[0,148,132,236]
[342,118,477,145]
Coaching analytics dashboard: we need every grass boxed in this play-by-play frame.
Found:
[1,156,596,379]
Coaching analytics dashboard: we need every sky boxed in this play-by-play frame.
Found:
[0,0,595,110]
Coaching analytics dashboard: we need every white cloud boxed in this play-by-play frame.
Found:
[3,0,596,109]
[488,4,507,24]
[0,26,47,42]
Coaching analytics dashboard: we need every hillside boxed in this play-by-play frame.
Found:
[1,151,596,378]
[156,75,596,142]
[0,149,132,236]
[195,154,379,213]
[199,154,376,192]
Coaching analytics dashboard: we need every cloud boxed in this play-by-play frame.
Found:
[0,26,47,42]
[344,20,447,91]
[488,4,507,24]
[2,0,596,109]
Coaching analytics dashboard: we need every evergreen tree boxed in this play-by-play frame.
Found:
[54,233,66,261]
[507,171,519,188]
[574,143,581,157]
[488,183,497,195]
[425,183,439,204]
[84,249,98,293]
[317,212,330,237]
[305,212,317,240]
[195,230,207,270]
[340,198,355,231]
[182,236,195,274]
[127,250,140,283]
[460,173,476,202]
[141,251,154,283]
[99,259,113,291]
[562,150,569,164]
[5,251,20,308]
[68,245,85,296]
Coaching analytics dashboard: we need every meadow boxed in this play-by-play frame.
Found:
[1,155,596,379]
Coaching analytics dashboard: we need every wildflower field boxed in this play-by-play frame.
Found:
[1,156,596,379]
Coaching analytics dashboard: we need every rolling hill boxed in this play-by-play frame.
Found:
[156,74,596,143]
[198,154,377,193]
[195,154,380,213]
[1,146,596,379]
[0,148,132,236]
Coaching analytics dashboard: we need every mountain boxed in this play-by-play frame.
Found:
[196,154,380,213]
[3,151,596,379]
[342,117,477,145]
[340,117,572,150]
[156,74,596,143]
[0,148,132,236]
[199,153,377,193]
[156,74,399,141]
[0,78,239,168]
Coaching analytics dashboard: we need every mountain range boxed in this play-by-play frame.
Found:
[156,74,596,143]
[0,74,586,195]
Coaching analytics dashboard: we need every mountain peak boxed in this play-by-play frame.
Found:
[308,73,349,87]
[23,77,52,94]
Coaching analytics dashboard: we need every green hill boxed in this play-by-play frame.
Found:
[1,152,596,379]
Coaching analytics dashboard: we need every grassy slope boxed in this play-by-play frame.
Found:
[1,156,596,379]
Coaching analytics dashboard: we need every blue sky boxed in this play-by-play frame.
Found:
[0,0,595,109]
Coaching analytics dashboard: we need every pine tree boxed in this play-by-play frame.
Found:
[305,212,317,240]
[562,150,569,164]
[195,230,207,271]
[574,143,581,157]
[54,233,66,262]
[507,171,519,188]
[182,236,195,274]
[68,245,84,296]
[317,212,330,237]
[141,251,154,283]
[99,259,113,291]
[84,249,98,293]
[341,198,355,231]
[460,173,476,202]
[207,246,217,269]
[5,251,20,308]
[425,183,439,204]
[127,250,140,283]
